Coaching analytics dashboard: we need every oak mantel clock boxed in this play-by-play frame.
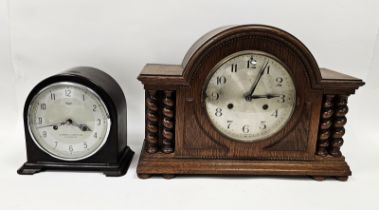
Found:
[18,67,134,176]
[137,25,364,180]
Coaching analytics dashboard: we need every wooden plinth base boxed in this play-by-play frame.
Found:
[137,146,351,181]
[18,147,134,177]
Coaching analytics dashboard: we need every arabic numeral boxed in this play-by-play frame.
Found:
[216,76,227,85]
[69,145,73,153]
[38,117,42,125]
[83,142,88,149]
[276,77,283,86]
[50,92,55,100]
[231,64,237,72]
[40,103,46,110]
[65,88,71,97]
[93,104,97,112]
[215,108,223,117]
[210,92,220,100]
[242,125,250,133]
[94,132,98,138]
[247,57,256,69]
[227,120,233,129]
[259,121,267,130]
[278,95,286,103]
[97,119,101,126]
[42,131,47,138]
[271,109,278,118]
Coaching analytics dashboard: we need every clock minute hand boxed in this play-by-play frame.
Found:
[245,60,269,101]
[251,94,282,99]
[36,123,58,129]
[36,120,69,129]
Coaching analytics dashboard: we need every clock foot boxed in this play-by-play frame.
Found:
[162,174,176,179]
[146,147,158,154]
[138,174,152,179]
[311,176,326,181]
[162,148,174,154]
[17,163,44,175]
[335,176,348,181]
[103,171,125,177]
[104,146,135,177]
[329,151,342,157]
[316,150,328,157]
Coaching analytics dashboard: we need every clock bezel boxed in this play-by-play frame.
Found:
[202,50,297,143]
[178,25,319,160]
[27,81,111,161]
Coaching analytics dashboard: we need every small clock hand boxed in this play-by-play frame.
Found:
[250,94,283,99]
[245,60,269,101]
[69,119,92,132]
[78,124,92,132]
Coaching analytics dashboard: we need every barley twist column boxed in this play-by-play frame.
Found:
[329,95,348,157]
[161,90,175,153]
[317,95,335,156]
[145,90,159,153]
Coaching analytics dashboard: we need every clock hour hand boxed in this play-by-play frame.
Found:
[69,119,92,132]
[250,94,283,99]
[245,60,269,101]
[78,124,92,132]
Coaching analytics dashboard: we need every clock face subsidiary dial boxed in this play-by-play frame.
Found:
[27,82,111,161]
[204,50,296,142]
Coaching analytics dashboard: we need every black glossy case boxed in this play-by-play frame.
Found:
[18,67,134,176]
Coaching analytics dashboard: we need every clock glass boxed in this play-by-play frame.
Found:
[204,50,296,142]
[27,82,111,161]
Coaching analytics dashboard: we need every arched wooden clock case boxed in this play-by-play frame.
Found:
[18,67,134,176]
[137,25,364,180]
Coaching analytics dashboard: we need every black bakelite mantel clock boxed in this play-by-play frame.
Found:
[18,67,134,176]
[137,25,364,180]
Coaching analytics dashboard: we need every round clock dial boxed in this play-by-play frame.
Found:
[204,50,296,142]
[27,82,111,161]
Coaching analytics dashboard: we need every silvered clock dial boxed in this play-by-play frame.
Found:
[204,50,296,142]
[27,82,111,161]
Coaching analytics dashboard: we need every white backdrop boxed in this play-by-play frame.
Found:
[1,0,379,210]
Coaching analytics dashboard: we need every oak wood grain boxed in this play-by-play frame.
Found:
[137,25,364,180]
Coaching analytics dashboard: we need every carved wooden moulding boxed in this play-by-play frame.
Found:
[137,25,364,180]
